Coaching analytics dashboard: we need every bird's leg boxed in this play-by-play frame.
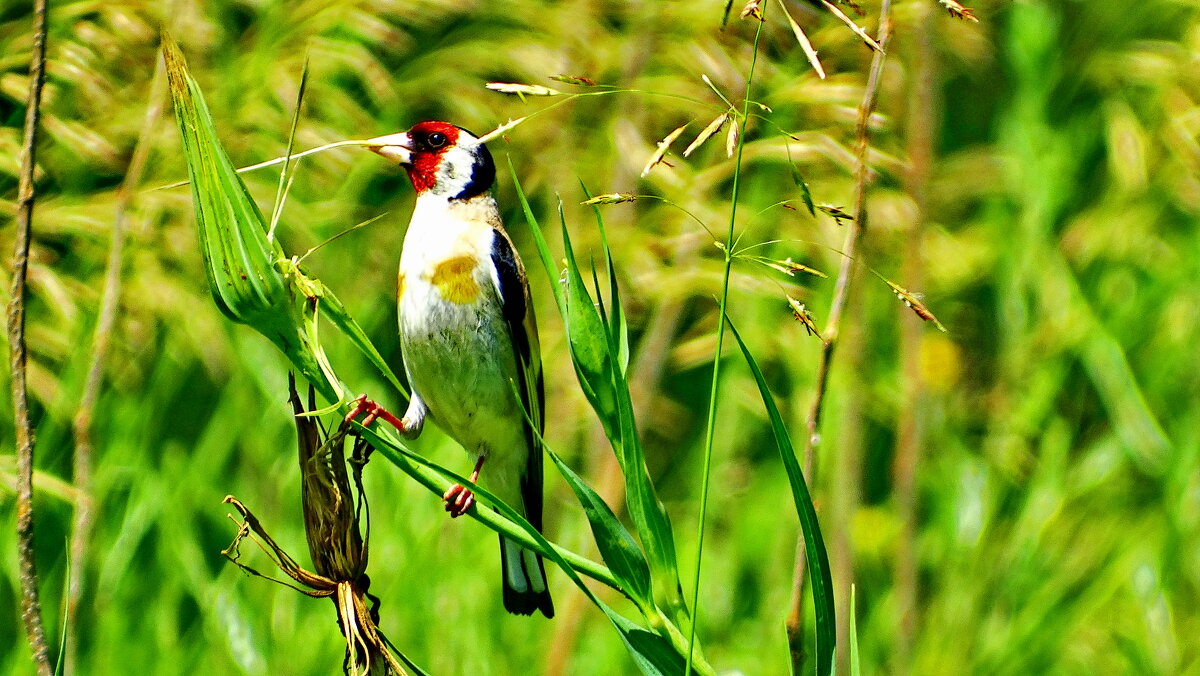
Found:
[344,393,406,433]
[443,455,485,518]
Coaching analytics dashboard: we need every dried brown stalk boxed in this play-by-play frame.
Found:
[786,0,894,671]
[8,0,53,673]
[223,377,405,675]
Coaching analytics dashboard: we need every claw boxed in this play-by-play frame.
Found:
[344,394,406,433]
[442,456,486,518]
[443,484,475,517]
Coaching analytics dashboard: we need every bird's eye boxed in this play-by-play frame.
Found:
[427,132,448,149]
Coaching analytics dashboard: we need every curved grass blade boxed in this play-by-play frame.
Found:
[728,317,835,676]
[546,446,652,609]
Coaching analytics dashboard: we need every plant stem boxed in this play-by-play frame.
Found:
[787,2,894,671]
[686,13,766,676]
[9,0,53,674]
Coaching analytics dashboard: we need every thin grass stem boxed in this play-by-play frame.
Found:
[686,12,767,676]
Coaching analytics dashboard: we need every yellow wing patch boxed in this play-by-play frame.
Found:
[431,255,481,304]
[397,271,406,298]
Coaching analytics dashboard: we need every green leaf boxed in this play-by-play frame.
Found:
[559,199,621,434]
[546,447,653,608]
[557,203,690,629]
[581,180,630,372]
[163,34,341,404]
[728,317,835,676]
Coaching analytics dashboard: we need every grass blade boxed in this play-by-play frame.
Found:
[728,317,835,676]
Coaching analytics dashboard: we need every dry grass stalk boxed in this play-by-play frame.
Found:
[222,377,406,675]
[787,0,895,670]
[9,1,53,672]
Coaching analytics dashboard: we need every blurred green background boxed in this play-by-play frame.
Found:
[1,0,1197,673]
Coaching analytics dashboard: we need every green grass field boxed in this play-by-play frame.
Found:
[2,1,1198,674]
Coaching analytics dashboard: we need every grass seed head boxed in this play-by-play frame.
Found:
[741,0,765,21]
[485,82,562,96]
[641,123,689,177]
[582,193,638,205]
[726,121,739,158]
[551,74,599,86]
[787,296,822,338]
[939,0,979,21]
[885,280,947,331]
[684,112,731,157]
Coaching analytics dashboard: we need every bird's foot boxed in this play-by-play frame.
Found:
[443,484,475,518]
[344,394,406,433]
[442,456,486,518]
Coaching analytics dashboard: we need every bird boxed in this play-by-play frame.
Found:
[346,120,554,618]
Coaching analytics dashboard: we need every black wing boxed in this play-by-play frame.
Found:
[490,229,545,531]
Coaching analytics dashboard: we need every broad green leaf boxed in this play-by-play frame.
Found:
[728,318,835,676]
[163,34,340,403]
[165,36,402,404]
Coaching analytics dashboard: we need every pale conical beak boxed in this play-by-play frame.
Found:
[366,132,412,165]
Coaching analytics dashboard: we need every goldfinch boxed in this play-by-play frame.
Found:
[348,121,553,618]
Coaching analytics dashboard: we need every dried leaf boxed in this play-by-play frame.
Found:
[640,123,688,177]
[581,193,637,205]
[885,280,947,331]
[684,112,731,157]
[939,0,979,21]
[778,0,826,79]
[551,74,599,86]
[485,82,562,96]
[787,296,822,338]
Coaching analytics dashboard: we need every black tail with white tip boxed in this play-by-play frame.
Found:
[499,535,554,618]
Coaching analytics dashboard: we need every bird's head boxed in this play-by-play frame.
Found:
[367,121,496,200]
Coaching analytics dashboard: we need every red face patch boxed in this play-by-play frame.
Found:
[405,121,461,194]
